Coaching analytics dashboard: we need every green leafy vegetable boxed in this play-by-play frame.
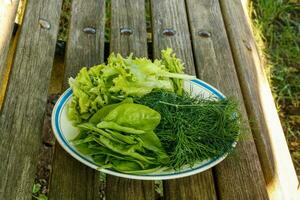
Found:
[71,103,169,174]
[67,48,194,124]
[66,49,240,174]
[94,136,155,164]
[97,121,145,134]
[161,49,185,96]
[89,98,133,124]
[103,103,161,131]
[136,91,241,169]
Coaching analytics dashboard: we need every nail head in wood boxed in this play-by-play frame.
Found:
[120,28,133,36]
[83,27,96,34]
[162,28,176,36]
[198,30,211,38]
[39,18,51,30]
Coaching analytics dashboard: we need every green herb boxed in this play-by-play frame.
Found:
[136,91,241,169]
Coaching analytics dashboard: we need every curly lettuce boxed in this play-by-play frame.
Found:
[67,48,194,123]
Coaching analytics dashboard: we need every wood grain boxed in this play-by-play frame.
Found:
[151,0,217,199]
[48,0,105,199]
[186,0,269,199]
[163,170,216,200]
[0,0,20,109]
[106,179,154,200]
[106,1,155,199]
[62,0,105,88]
[110,0,147,57]
[0,0,63,199]
[219,0,299,199]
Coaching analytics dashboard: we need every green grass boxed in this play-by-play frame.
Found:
[249,0,300,177]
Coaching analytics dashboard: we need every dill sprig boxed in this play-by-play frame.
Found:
[136,91,241,169]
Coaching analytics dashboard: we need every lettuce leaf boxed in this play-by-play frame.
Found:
[68,48,195,124]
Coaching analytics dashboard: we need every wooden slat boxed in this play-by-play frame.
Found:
[151,1,217,199]
[109,0,147,57]
[162,170,216,200]
[105,1,155,199]
[186,0,269,199]
[0,0,20,108]
[62,0,105,88]
[49,0,105,199]
[106,179,154,200]
[0,0,63,199]
[219,0,299,199]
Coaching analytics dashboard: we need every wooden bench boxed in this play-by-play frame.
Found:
[0,0,298,199]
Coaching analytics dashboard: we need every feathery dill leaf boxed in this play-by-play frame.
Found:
[136,91,241,169]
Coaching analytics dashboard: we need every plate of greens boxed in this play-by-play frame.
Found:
[51,49,240,180]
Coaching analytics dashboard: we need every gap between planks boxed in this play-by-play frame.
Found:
[48,0,106,199]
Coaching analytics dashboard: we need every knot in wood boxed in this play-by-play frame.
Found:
[242,40,252,51]
[39,18,51,30]
[83,27,96,34]
[120,28,133,36]
[245,44,252,51]
[198,30,211,38]
[162,28,176,36]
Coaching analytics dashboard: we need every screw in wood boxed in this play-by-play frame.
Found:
[120,28,133,36]
[198,30,211,38]
[83,27,96,34]
[162,28,176,36]
[39,18,51,30]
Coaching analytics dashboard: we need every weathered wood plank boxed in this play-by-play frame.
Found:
[151,1,217,199]
[109,0,147,57]
[151,0,195,75]
[0,0,63,199]
[50,146,100,200]
[49,0,105,199]
[0,0,20,109]
[219,0,299,199]
[163,170,216,200]
[62,0,105,88]
[186,0,269,199]
[106,179,154,200]
[106,1,155,199]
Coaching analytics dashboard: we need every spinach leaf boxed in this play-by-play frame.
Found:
[104,103,161,131]
[97,121,145,134]
[89,98,133,124]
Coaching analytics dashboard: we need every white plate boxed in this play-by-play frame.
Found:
[51,79,234,180]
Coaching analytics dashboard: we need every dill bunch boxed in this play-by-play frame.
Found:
[136,91,241,169]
